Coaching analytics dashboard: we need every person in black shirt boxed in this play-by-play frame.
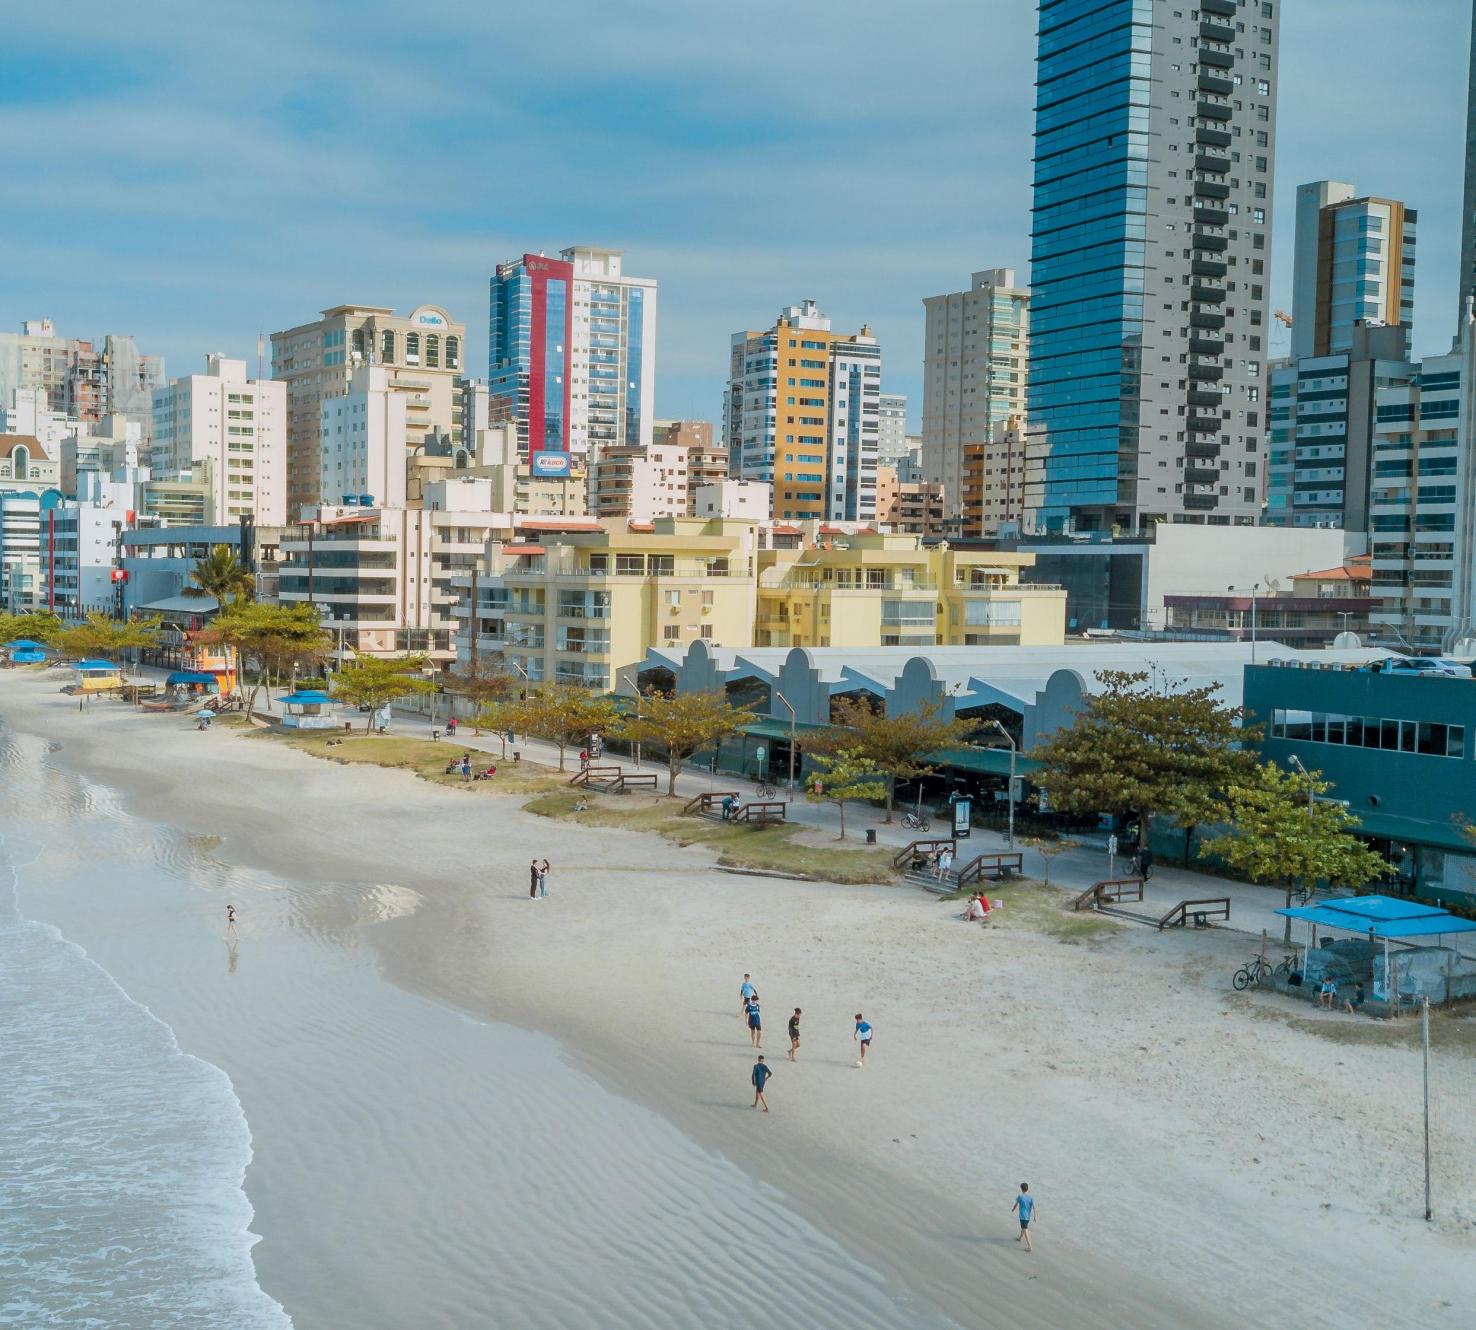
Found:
[787,1008,801,1061]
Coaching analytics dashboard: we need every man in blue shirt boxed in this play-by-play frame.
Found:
[751,1056,773,1112]
[1011,1183,1036,1252]
[853,1013,873,1067]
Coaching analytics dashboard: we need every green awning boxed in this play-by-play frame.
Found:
[929,746,1042,778]
[739,718,831,742]
[1348,808,1473,854]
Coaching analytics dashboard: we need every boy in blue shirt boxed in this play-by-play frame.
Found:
[751,1056,772,1112]
[853,1013,873,1067]
[1011,1183,1036,1252]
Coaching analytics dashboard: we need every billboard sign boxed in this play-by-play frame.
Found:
[530,451,571,478]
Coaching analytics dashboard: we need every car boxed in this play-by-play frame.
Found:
[1379,656,1473,679]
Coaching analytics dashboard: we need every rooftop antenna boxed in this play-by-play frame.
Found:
[257,332,265,382]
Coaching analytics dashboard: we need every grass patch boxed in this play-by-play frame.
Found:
[524,789,899,883]
[944,879,1121,944]
[1239,998,1476,1054]
[268,731,565,797]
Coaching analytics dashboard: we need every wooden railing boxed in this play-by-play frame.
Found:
[569,764,623,787]
[732,800,787,826]
[1157,897,1231,930]
[892,838,957,870]
[1072,878,1145,912]
[683,790,742,815]
[955,852,1025,886]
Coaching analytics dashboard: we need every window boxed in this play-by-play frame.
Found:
[426,334,440,368]
[406,332,421,363]
[381,330,395,362]
[663,625,680,644]
[446,336,460,369]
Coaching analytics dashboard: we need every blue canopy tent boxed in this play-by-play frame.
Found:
[165,670,220,691]
[1277,896,1476,1006]
[8,639,46,664]
[280,689,338,731]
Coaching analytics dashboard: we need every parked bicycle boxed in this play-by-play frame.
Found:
[1272,950,1303,979]
[753,777,778,799]
[1232,954,1275,990]
[902,810,931,832]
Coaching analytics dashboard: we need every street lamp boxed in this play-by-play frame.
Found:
[619,669,641,768]
[774,689,797,794]
[1228,583,1263,664]
[991,719,1017,849]
[1288,753,1315,815]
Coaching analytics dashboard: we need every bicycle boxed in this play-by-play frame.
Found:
[753,777,778,799]
[902,810,931,832]
[1232,954,1275,990]
[1272,951,1302,979]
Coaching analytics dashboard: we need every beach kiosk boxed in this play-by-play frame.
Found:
[6,639,47,665]
[280,689,338,731]
[71,659,123,694]
[165,670,221,703]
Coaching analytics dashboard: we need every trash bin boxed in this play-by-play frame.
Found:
[431,728,441,742]
[513,751,521,763]
[865,828,877,845]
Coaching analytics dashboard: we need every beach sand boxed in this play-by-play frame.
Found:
[4,668,1472,1328]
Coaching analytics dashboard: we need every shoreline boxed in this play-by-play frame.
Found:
[4,669,1472,1328]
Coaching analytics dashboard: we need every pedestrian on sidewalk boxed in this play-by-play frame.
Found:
[529,858,541,900]
[447,714,457,738]
[853,1013,873,1067]
[787,1008,801,1061]
[579,747,590,770]
[538,858,550,898]
[1011,1183,1036,1252]
[751,1056,772,1111]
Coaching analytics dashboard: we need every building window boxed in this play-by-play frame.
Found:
[446,336,460,370]
[381,330,395,362]
[426,334,440,368]
[406,332,421,364]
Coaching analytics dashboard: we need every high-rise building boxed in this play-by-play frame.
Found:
[320,367,410,510]
[922,268,1029,535]
[0,321,162,432]
[876,393,911,466]
[488,247,657,475]
[1292,182,1416,361]
[270,304,465,514]
[1459,0,1476,329]
[152,355,287,526]
[1026,0,1279,534]
[724,300,880,522]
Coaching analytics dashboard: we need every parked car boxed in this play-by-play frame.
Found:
[1378,656,1473,679]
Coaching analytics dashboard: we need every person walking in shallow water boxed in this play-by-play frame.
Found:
[225,903,239,941]
[1011,1183,1036,1252]
[751,1055,772,1111]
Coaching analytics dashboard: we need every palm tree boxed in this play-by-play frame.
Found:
[186,544,255,606]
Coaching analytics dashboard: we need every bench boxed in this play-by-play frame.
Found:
[733,800,787,826]
[1158,897,1231,930]
[956,852,1025,886]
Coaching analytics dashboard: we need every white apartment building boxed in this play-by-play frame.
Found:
[45,479,132,619]
[0,387,74,456]
[0,320,162,431]
[61,413,143,494]
[922,268,1029,535]
[691,479,771,520]
[563,246,658,460]
[877,392,911,466]
[590,441,690,519]
[320,367,409,510]
[151,355,287,527]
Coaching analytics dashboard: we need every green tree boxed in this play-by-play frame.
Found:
[186,544,256,605]
[805,746,887,840]
[202,602,330,716]
[491,684,621,771]
[1200,761,1388,942]
[446,658,518,734]
[0,610,63,646]
[811,697,971,821]
[331,655,438,731]
[1027,670,1252,856]
[616,689,754,796]
[57,613,161,662]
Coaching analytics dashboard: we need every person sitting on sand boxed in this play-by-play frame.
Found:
[1318,977,1337,1009]
[964,893,991,923]
[573,796,588,813]
[1343,981,1366,1014]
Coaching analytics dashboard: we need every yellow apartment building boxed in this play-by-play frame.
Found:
[453,517,757,689]
[755,531,1065,648]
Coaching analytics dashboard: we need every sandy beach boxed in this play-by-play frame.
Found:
[4,667,1473,1329]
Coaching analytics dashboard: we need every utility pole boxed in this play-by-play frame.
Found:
[469,565,479,668]
[1422,996,1433,1222]
[775,689,797,794]
[991,719,1017,849]
[1228,582,1262,664]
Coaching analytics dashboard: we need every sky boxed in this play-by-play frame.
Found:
[1,0,1470,430]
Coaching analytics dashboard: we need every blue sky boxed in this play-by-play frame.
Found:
[0,0,1469,429]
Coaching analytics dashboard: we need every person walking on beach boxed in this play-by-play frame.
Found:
[739,973,756,1020]
[529,858,541,900]
[1011,1183,1036,1252]
[751,1055,772,1111]
[853,1013,873,1067]
[787,1008,801,1061]
[225,903,239,941]
[745,994,763,1047]
[538,858,550,898]
[935,845,954,882]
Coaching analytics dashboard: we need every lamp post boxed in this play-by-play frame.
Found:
[620,669,641,768]
[504,659,528,757]
[1288,753,1315,815]
[1228,582,1263,664]
[991,719,1017,850]
[775,689,797,794]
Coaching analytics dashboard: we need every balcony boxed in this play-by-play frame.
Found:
[1194,179,1231,202]
[1185,465,1221,486]
[1190,309,1226,330]
[1199,48,1234,70]
[1197,73,1234,96]
[1186,438,1222,460]
[1202,0,1236,15]
[1182,493,1219,511]
[1194,206,1230,227]
[1188,362,1225,382]
[1192,231,1228,252]
[1196,100,1232,122]
[1188,388,1224,409]
[1195,153,1232,176]
[1189,336,1225,357]
[1191,283,1226,305]
[1199,18,1235,42]
[1186,415,1223,434]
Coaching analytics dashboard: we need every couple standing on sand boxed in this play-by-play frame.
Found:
[528,857,551,898]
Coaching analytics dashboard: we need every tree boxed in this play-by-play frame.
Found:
[1024,836,1078,886]
[805,747,888,840]
[0,610,63,646]
[446,658,518,734]
[489,684,621,771]
[56,613,161,662]
[811,697,971,821]
[1027,670,1252,855]
[616,689,754,796]
[1200,761,1388,942]
[331,656,438,731]
[186,544,256,605]
[202,602,330,716]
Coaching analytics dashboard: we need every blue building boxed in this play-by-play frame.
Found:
[1026,0,1279,535]
[1244,660,1476,907]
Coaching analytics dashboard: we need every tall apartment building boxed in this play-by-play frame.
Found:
[725,300,880,523]
[959,418,1028,537]
[488,247,657,473]
[921,268,1029,534]
[320,367,409,510]
[151,355,287,526]
[1291,182,1416,361]
[1367,328,1475,653]
[0,321,162,432]
[589,441,691,520]
[1026,0,1279,533]
[1459,0,1476,329]
[875,466,947,538]
[271,304,465,514]
[877,393,911,466]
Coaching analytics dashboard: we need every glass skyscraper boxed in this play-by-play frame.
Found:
[1026,0,1279,534]
[488,253,574,474]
